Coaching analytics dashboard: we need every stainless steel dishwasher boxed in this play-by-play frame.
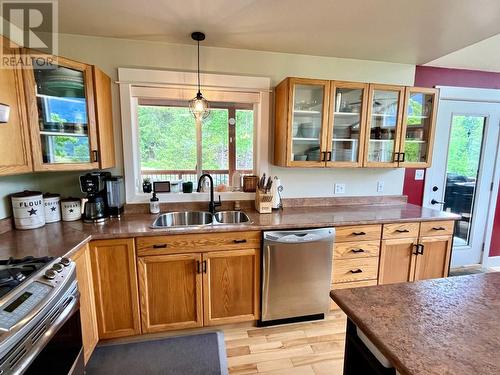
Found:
[261,227,335,323]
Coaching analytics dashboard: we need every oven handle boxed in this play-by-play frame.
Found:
[13,293,80,375]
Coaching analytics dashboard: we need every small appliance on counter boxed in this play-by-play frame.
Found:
[105,176,125,218]
[79,172,111,223]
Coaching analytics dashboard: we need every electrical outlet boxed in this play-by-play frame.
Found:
[334,183,346,194]
[377,181,384,193]
[415,169,425,180]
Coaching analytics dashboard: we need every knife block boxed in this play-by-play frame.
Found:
[255,190,273,213]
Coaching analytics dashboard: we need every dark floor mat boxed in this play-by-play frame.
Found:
[86,331,228,375]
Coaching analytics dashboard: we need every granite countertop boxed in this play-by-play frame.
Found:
[0,202,459,259]
[331,273,500,375]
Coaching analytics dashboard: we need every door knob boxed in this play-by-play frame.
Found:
[431,199,445,205]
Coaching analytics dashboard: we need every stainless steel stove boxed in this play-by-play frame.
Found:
[0,256,82,375]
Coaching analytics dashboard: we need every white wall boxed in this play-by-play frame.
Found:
[0,34,415,217]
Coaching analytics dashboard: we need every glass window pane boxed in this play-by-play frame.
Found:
[137,105,197,171]
[291,84,324,162]
[367,89,399,163]
[444,115,486,246]
[331,87,363,162]
[41,135,90,163]
[202,108,229,171]
[403,92,434,163]
[236,109,254,170]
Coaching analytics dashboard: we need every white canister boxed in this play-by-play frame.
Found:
[43,193,61,223]
[11,191,46,230]
[61,198,82,221]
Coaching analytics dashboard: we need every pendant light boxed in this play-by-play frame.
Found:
[189,31,210,120]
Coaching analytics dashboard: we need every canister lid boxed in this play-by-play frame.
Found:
[43,192,60,198]
[11,190,42,198]
[61,197,81,202]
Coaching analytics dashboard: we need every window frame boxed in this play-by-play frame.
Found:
[118,68,271,204]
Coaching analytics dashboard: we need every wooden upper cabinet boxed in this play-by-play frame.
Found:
[326,81,368,167]
[203,249,260,326]
[414,235,452,281]
[0,39,32,176]
[399,87,439,168]
[138,253,203,333]
[274,77,330,167]
[378,237,418,285]
[364,84,405,167]
[89,238,141,339]
[22,53,115,171]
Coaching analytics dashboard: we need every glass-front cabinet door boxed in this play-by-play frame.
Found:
[326,81,368,167]
[399,87,438,167]
[24,55,98,171]
[364,84,405,167]
[288,79,329,166]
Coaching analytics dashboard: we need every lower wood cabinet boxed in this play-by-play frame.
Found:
[414,236,452,281]
[73,244,98,363]
[203,249,260,326]
[89,238,141,339]
[378,237,418,284]
[138,253,203,333]
[138,248,260,333]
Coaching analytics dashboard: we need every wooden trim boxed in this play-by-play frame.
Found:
[398,87,439,168]
[363,83,405,168]
[138,253,203,333]
[202,248,260,326]
[326,80,368,168]
[22,51,99,171]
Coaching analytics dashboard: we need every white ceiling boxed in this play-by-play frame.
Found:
[426,34,500,72]
[58,0,500,65]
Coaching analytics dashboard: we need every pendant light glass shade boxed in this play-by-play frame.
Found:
[189,91,210,120]
[189,31,210,120]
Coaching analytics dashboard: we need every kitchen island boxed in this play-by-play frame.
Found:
[330,273,500,375]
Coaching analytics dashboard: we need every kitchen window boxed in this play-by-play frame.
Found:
[137,100,254,187]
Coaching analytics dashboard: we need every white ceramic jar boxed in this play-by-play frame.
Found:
[43,193,61,223]
[11,191,46,230]
[61,198,82,221]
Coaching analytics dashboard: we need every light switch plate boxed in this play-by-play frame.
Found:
[334,183,345,194]
[415,169,425,180]
[377,181,384,193]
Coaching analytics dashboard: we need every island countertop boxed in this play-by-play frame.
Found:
[330,273,500,375]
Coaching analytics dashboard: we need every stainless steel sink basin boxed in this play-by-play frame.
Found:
[214,211,251,224]
[151,211,213,228]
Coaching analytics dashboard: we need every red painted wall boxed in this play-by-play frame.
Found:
[409,66,500,256]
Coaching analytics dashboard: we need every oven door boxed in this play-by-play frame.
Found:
[23,303,83,375]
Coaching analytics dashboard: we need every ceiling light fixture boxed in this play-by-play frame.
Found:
[189,31,210,120]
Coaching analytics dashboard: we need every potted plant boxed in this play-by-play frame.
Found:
[142,177,152,193]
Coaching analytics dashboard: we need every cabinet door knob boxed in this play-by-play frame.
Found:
[196,260,202,273]
[327,151,332,162]
[92,150,99,162]
[349,269,363,274]
[202,260,207,273]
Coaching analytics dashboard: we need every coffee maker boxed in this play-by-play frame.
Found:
[80,172,111,223]
[105,176,125,218]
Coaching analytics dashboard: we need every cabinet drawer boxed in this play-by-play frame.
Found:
[136,231,261,256]
[334,241,380,260]
[383,222,419,239]
[332,257,379,283]
[335,225,382,243]
[419,221,455,237]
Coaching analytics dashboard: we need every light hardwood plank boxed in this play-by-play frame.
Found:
[256,358,293,373]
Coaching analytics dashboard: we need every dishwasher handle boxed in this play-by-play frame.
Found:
[263,228,334,244]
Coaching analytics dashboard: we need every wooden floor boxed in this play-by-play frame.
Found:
[223,309,347,375]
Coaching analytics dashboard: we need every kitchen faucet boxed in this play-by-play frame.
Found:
[196,173,221,214]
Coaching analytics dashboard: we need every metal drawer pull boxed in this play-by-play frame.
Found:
[202,260,207,273]
[152,244,167,248]
[349,269,363,274]
[350,249,365,253]
[352,232,366,236]
[196,260,202,273]
[233,239,247,244]
[432,227,446,231]
[413,244,419,255]
[395,229,410,233]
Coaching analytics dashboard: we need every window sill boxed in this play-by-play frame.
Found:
[131,191,255,203]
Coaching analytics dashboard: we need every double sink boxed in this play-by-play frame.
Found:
[151,210,251,228]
